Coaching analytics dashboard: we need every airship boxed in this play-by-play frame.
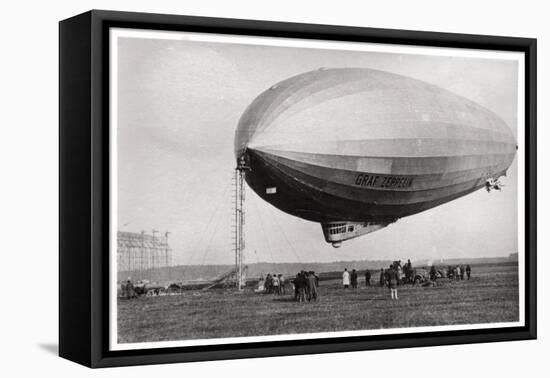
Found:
[234,68,517,248]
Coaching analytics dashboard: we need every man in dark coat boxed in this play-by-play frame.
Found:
[124,278,135,299]
[379,268,385,287]
[405,259,413,283]
[387,265,398,300]
[265,273,272,294]
[447,265,454,280]
[301,271,311,300]
[365,270,371,286]
[351,269,358,288]
[306,271,318,301]
[294,274,300,301]
[466,264,472,280]
[294,273,306,302]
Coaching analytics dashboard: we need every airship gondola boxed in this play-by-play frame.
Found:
[234,68,517,247]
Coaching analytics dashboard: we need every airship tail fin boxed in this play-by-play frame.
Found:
[321,221,393,248]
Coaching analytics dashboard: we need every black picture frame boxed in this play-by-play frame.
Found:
[59,9,537,368]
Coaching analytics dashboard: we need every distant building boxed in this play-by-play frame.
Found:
[117,231,172,272]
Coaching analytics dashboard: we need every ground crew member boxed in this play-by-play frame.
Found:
[279,274,285,294]
[351,269,358,288]
[255,276,265,293]
[272,273,280,295]
[265,273,272,293]
[294,273,306,302]
[307,271,318,301]
[387,266,398,300]
[405,259,413,283]
[302,271,311,299]
[429,265,437,281]
[342,268,350,288]
[447,266,453,280]
[125,277,135,299]
[293,273,300,301]
[396,262,403,286]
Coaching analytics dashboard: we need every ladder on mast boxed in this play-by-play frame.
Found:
[232,162,248,290]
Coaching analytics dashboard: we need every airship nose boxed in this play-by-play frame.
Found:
[234,135,249,161]
[234,117,255,160]
[236,149,251,170]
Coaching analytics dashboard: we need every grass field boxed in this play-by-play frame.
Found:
[117,262,519,344]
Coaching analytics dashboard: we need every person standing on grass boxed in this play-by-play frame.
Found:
[279,274,285,294]
[396,262,403,286]
[303,271,310,301]
[295,272,306,302]
[387,265,398,300]
[379,268,385,287]
[125,277,135,299]
[314,271,319,287]
[343,268,350,289]
[307,271,318,301]
[255,276,265,293]
[460,265,465,280]
[302,271,311,299]
[466,264,471,280]
[406,259,413,283]
[265,273,272,293]
[351,269,358,288]
[272,273,280,295]
[429,265,437,282]
[293,273,300,301]
[365,270,371,287]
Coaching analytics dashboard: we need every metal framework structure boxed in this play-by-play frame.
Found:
[117,230,172,279]
[232,164,247,290]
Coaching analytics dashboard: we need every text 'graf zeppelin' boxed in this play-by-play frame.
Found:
[354,174,413,189]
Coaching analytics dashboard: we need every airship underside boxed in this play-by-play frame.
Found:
[235,68,517,247]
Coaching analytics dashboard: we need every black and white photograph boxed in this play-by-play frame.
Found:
[109,27,526,351]
[2,0,549,373]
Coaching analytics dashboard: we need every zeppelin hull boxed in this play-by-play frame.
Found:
[236,67,517,228]
[245,149,510,223]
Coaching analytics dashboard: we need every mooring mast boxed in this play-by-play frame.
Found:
[233,156,250,290]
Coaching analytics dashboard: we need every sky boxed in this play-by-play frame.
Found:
[115,32,520,265]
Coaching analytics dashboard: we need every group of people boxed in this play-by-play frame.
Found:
[447,264,472,280]
[378,266,400,300]
[342,268,372,288]
[383,259,415,285]
[377,262,403,291]
[260,273,286,294]
[256,261,473,303]
[341,266,400,299]
[293,271,320,302]
[257,271,320,302]
[339,259,469,302]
